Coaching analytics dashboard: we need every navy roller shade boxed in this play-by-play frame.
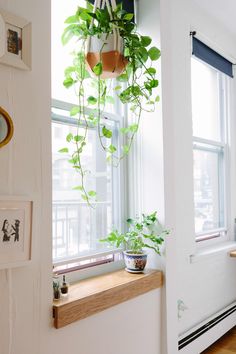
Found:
[88,0,135,15]
[192,36,233,78]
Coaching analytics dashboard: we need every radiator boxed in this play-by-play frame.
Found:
[178,301,236,353]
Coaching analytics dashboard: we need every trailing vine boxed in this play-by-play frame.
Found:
[59,2,161,205]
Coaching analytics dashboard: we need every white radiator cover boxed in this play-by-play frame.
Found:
[179,302,236,354]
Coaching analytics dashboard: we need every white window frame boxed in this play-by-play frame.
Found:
[51,98,127,271]
[191,59,231,244]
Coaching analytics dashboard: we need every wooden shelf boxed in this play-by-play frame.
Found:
[53,268,163,329]
[229,250,236,257]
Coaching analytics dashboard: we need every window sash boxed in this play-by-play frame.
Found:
[191,54,229,241]
[52,100,124,266]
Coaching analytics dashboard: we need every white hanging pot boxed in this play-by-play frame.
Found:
[86,0,128,79]
[86,33,128,79]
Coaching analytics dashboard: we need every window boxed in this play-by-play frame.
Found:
[191,52,230,241]
[51,0,125,270]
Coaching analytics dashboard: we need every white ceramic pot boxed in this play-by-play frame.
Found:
[123,251,147,273]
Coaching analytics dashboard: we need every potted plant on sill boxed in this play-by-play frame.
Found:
[100,211,169,273]
[60,0,161,205]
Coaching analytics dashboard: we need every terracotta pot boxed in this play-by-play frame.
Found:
[86,33,128,79]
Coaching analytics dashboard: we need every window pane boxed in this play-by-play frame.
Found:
[193,147,224,234]
[52,120,115,262]
[191,58,221,141]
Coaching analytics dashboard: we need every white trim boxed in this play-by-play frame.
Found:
[190,241,236,263]
[193,136,225,149]
[196,227,226,238]
[52,99,122,123]
[53,248,122,267]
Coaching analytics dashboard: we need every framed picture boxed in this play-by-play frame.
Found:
[0,198,33,268]
[0,9,31,70]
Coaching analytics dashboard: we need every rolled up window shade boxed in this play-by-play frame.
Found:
[192,36,233,78]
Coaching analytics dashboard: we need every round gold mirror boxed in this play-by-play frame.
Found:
[0,107,14,148]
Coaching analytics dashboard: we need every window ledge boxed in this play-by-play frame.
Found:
[190,241,236,263]
[229,250,236,258]
[52,268,163,329]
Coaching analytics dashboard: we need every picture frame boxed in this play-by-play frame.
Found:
[0,198,33,269]
[0,9,31,70]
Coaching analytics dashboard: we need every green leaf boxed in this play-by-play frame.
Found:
[88,190,97,197]
[81,194,88,201]
[127,218,134,224]
[141,36,152,47]
[148,47,161,61]
[66,133,73,142]
[108,144,117,153]
[92,62,103,76]
[123,13,134,21]
[58,148,69,153]
[63,77,74,88]
[124,47,130,57]
[61,28,74,45]
[73,186,83,191]
[140,48,149,62]
[117,73,128,82]
[70,106,80,116]
[64,66,76,77]
[123,145,129,154]
[74,135,83,142]
[155,95,160,102]
[87,96,97,105]
[114,85,122,91]
[129,124,138,133]
[149,79,159,88]
[64,15,78,24]
[102,126,112,139]
[120,127,129,134]
[145,67,156,75]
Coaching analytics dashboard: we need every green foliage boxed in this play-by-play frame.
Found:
[61,2,161,205]
[100,212,169,255]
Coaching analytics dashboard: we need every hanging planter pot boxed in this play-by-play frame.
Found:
[86,32,128,79]
[85,0,128,79]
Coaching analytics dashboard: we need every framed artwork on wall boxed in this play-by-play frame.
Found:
[0,198,33,269]
[0,9,31,70]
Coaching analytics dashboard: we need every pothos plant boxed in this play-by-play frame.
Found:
[60,2,161,206]
[100,211,169,255]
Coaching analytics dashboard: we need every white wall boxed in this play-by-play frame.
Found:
[0,1,163,354]
[159,0,236,348]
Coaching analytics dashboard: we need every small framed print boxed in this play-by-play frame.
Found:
[0,9,31,70]
[0,198,33,268]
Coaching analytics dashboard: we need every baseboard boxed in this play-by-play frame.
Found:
[178,301,236,353]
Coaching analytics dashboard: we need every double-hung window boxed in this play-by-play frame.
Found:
[191,37,233,241]
[51,0,125,271]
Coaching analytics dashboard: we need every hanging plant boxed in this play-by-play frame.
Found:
[60,0,161,206]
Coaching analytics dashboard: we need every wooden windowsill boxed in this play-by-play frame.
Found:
[53,268,163,329]
[229,250,236,257]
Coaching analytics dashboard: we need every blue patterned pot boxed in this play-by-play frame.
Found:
[123,251,147,273]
